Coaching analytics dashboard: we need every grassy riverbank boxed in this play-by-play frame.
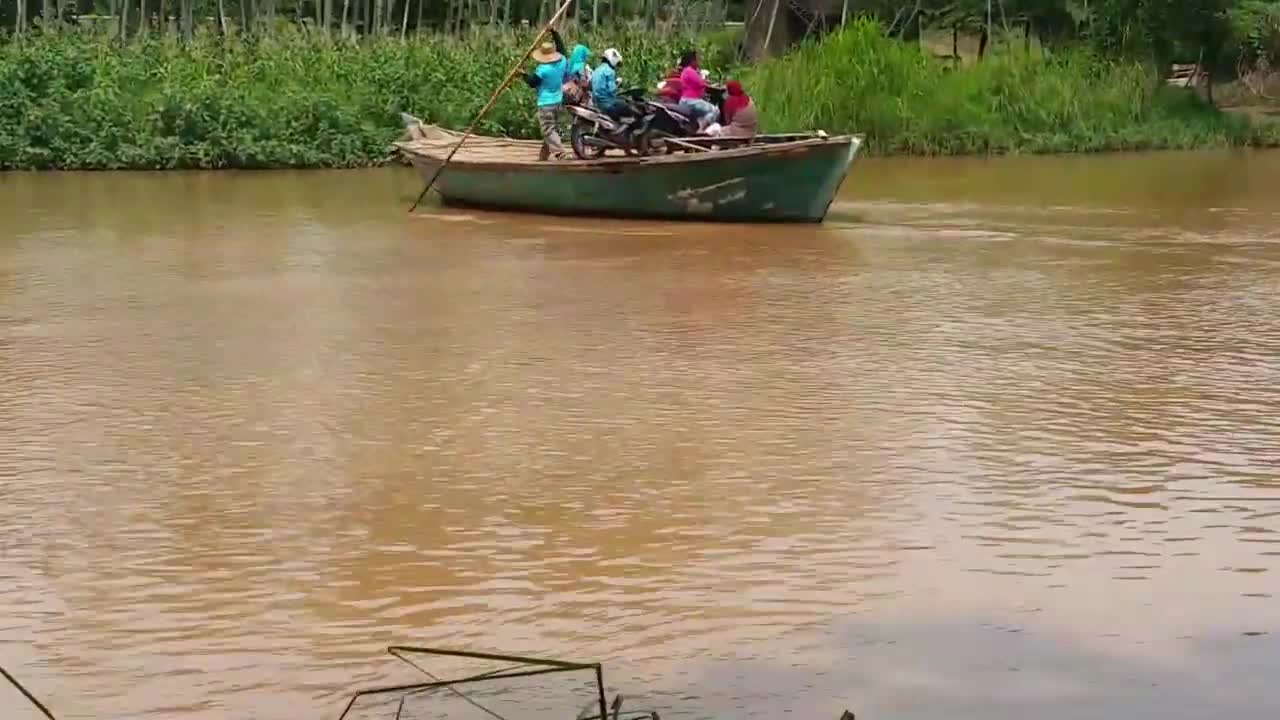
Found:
[2,24,1276,170]
[0,28,721,170]
[749,20,1280,154]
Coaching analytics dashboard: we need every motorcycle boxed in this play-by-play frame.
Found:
[566,89,655,160]
[646,78,727,149]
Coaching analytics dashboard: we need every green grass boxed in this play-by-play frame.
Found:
[1,22,1277,169]
[0,28,713,170]
[747,18,1280,155]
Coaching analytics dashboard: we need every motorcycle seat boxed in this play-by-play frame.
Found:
[657,102,695,118]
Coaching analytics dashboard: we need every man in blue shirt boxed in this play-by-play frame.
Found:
[524,29,568,161]
[590,48,624,118]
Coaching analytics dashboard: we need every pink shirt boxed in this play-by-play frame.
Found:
[679,66,707,101]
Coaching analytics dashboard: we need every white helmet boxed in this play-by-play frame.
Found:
[603,48,622,67]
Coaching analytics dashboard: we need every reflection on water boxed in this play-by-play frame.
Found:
[2,154,1279,720]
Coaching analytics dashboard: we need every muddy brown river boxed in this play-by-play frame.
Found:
[2,151,1279,720]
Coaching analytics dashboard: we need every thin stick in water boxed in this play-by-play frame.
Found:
[0,667,58,720]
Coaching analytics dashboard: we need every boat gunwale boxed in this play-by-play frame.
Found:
[395,127,863,174]
[430,196,825,224]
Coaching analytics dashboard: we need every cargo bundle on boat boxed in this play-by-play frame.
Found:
[396,120,862,224]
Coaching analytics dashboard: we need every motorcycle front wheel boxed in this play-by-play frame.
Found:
[643,131,672,156]
[570,121,607,160]
[628,126,658,157]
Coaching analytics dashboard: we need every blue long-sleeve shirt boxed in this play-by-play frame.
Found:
[531,30,568,107]
[590,62,619,110]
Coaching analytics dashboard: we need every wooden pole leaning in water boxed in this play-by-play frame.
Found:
[409,0,576,213]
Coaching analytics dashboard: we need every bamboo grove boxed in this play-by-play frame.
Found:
[0,0,737,38]
[2,0,1278,71]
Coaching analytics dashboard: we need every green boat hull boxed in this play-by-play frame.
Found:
[403,135,861,223]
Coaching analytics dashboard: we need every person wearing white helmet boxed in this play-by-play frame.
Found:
[590,48,627,121]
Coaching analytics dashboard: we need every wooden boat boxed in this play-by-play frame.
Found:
[396,121,863,223]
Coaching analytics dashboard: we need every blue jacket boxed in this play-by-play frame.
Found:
[534,58,568,106]
[590,62,619,110]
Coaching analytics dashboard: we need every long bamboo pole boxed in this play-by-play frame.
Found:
[408,0,575,212]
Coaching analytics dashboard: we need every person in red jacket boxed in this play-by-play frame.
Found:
[718,80,757,138]
[657,66,682,103]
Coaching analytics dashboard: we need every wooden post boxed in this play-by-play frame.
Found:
[986,0,992,53]
[761,0,779,54]
[180,0,192,41]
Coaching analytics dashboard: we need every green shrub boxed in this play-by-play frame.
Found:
[0,28,718,170]
[746,18,1270,155]
[0,23,1274,169]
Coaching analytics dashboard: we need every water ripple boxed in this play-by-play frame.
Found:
[2,166,1279,720]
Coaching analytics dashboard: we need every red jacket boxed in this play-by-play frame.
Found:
[659,69,682,102]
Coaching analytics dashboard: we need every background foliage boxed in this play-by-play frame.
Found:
[2,0,1279,169]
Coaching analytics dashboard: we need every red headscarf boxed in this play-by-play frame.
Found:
[724,80,750,124]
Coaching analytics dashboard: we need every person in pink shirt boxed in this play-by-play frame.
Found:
[677,50,719,131]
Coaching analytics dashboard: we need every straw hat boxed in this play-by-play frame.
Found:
[531,41,563,64]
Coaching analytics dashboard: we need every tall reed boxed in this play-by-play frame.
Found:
[747,18,1274,154]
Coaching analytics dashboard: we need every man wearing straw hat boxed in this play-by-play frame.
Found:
[525,27,570,161]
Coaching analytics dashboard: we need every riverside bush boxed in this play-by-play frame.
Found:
[748,18,1279,154]
[1,23,1276,169]
[0,28,715,169]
